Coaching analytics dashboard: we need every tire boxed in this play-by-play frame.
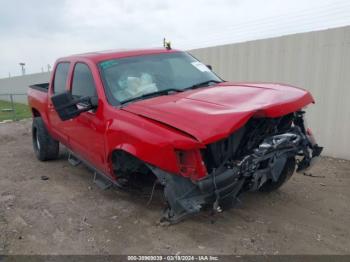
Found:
[32,117,59,161]
[259,157,296,192]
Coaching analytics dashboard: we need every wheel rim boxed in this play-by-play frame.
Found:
[35,129,41,150]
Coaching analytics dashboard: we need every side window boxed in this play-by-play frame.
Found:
[71,63,97,98]
[53,62,70,93]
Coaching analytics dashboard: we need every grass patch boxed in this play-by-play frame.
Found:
[0,100,31,121]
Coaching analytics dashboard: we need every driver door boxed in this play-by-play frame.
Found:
[66,62,106,172]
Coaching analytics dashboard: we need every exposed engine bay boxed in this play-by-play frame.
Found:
[149,111,323,224]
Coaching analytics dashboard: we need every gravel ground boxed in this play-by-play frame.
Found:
[0,119,349,255]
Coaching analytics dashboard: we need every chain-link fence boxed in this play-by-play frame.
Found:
[0,94,30,122]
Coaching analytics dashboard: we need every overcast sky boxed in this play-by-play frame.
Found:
[1,0,350,78]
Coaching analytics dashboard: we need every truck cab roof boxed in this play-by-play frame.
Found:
[58,48,180,63]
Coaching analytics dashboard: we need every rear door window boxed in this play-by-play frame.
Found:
[71,63,97,98]
[53,62,70,93]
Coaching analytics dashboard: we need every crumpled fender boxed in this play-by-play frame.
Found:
[105,110,203,175]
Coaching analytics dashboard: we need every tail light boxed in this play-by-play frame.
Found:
[175,149,207,181]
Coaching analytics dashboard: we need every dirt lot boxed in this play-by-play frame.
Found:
[0,119,349,255]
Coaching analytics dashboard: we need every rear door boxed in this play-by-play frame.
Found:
[47,62,71,144]
[67,62,106,172]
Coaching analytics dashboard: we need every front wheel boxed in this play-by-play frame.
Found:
[32,117,59,161]
[259,157,296,192]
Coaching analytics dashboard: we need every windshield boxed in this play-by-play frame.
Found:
[98,52,222,105]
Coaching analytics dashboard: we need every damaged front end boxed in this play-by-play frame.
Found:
[149,111,323,224]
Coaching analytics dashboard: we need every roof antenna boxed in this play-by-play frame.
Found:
[163,37,171,50]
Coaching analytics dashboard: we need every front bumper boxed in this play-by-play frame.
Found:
[150,126,323,224]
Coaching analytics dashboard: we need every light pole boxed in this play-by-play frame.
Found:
[19,62,26,75]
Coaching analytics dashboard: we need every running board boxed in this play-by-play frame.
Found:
[67,150,114,190]
[68,153,81,167]
[93,172,112,190]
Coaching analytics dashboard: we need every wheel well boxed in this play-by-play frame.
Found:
[32,108,41,117]
[111,149,157,186]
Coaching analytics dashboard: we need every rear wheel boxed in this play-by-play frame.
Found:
[32,117,59,161]
[259,157,296,192]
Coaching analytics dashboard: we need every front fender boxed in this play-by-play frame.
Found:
[105,111,202,175]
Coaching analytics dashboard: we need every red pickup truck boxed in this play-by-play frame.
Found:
[28,48,322,223]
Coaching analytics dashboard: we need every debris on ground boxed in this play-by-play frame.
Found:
[303,173,326,178]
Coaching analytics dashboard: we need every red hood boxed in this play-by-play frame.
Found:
[121,82,314,144]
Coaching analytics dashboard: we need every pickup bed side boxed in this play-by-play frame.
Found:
[28,85,50,128]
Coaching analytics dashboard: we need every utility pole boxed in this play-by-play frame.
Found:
[19,62,26,75]
[47,64,51,72]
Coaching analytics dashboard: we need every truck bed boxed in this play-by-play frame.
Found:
[27,84,49,119]
[29,83,49,93]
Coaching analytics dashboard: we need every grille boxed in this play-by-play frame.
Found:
[201,115,293,173]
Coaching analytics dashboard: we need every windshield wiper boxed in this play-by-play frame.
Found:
[120,88,183,105]
[184,80,223,91]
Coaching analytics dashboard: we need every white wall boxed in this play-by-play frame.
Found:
[190,26,350,160]
[0,72,50,104]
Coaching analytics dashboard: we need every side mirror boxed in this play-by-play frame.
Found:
[51,91,98,121]
[89,96,99,108]
[206,64,213,70]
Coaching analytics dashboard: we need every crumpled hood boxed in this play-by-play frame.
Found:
[121,82,314,144]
